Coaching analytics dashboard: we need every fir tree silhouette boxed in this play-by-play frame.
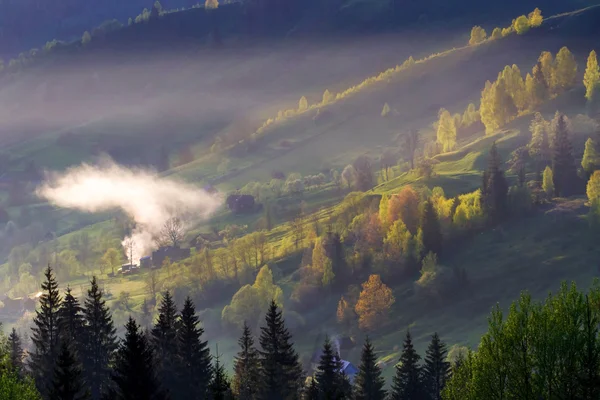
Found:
[113,317,166,400]
[210,344,233,400]
[354,337,386,400]
[176,296,212,399]
[233,321,260,400]
[30,265,62,396]
[422,333,450,400]
[82,276,117,400]
[152,290,179,398]
[258,300,304,400]
[49,341,90,400]
[8,327,24,376]
[391,330,425,400]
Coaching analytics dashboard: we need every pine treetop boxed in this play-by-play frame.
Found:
[354,337,386,400]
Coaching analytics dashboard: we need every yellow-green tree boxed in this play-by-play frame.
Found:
[480,78,517,134]
[354,274,395,331]
[469,26,487,45]
[582,138,600,177]
[82,31,91,45]
[312,237,334,287]
[513,15,530,35]
[501,64,526,111]
[528,7,543,27]
[542,166,554,197]
[383,220,413,263]
[381,102,391,117]
[538,51,556,91]
[298,96,308,112]
[491,27,502,40]
[205,0,218,9]
[101,247,123,275]
[587,170,600,204]
[461,103,480,127]
[554,47,577,91]
[322,89,334,104]
[584,50,600,101]
[436,109,457,152]
[252,265,283,309]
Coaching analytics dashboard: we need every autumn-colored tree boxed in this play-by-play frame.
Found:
[528,7,543,27]
[312,237,334,287]
[584,50,600,102]
[528,112,550,170]
[355,275,395,331]
[480,78,517,134]
[364,213,384,250]
[468,26,487,45]
[436,109,457,152]
[389,186,419,234]
[383,219,413,264]
[513,15,530,35]
[554,47,577,92]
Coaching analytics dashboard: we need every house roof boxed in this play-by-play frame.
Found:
[340,360,358,374]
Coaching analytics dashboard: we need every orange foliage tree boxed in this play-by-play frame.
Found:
[388,186,419,234]
[355,275,395,331]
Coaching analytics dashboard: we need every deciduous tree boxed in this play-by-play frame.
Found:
[436,109,457,152]
[355,275,395,331]
[468,26,487,45]
[584,50,600,101]
[554,47,577,92]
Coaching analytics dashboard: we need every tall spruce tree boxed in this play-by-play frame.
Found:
[58,287,85,355]
[176,296,212,400]
[390,330,425,400]
[420,200,443,257]
[151,290,179,398]
[353,337,386,400]
[30,265,62,396]
[314,336,346,399]
[82,276,117,400]
[8,328,24,376]
[258,301,304,400]
[112,317,166,400]
[482,142,509,224]
[422,333,450,400]
[551,113,578,196]
[49,341,90,400]
[210,349,233,400]
[233,321,261,400]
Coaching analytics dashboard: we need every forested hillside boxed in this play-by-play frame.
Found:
[2,2,600,399]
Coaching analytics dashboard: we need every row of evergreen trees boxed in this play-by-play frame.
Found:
[11,266,458,400]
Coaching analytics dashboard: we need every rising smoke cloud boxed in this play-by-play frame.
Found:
[36,157,222,263]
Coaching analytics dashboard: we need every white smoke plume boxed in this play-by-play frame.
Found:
[36,157,222,263]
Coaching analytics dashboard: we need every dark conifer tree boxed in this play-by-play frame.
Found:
[353,337,386,400]
[314,336,345,399]
[151,290,179,398]
[258,300,304,400]
[82,276,117,400]
[210,350,233,400]
[579,295,600,399]
[233,321,260,400]
[30,265,62,396]
[422,333,450,400]
[390,330,425,400]
[305,378,319,400]
[482,142,509,224]
[551,113,578,197]
[8,327,24,376]
[420,200,443,257]
[58,287,85,354]
[112,317,166,400]
[49,341,90,400]
[176,296,212,400]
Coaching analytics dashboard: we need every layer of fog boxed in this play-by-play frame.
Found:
[36,157,222,262]
[0,33,464,147]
